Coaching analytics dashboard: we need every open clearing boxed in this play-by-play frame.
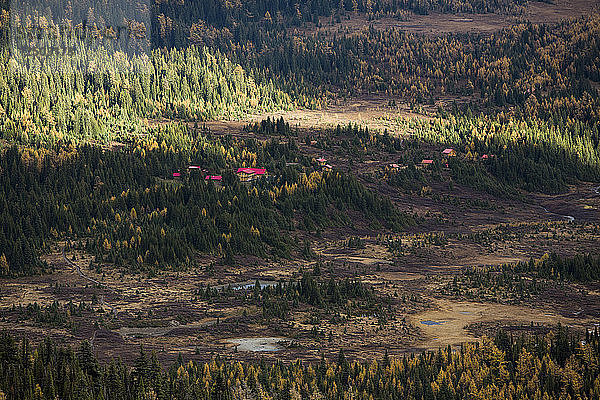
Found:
[305,0,600,36]
[410,299,599,350]
[229,337,286,352]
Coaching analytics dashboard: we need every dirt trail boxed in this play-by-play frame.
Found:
[62,246,118,316]
[539,205,575,223]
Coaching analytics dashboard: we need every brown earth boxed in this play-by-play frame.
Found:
[305,0,600,37]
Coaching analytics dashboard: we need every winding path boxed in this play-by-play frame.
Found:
[538,184,600,222]
[539,205,575,223]
[62,246,118,316]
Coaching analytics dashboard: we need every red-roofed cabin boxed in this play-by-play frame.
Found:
[172,172,181,178]
[388,163,407,171]
[237,168,267,182]
[316,157,327,166]
[420,159,434,168]
[442,148,457,157]
[481,154,489,160]
[237,168,266,175]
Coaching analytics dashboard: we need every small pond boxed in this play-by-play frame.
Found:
[420,320,446,326]
[229,337,285,352]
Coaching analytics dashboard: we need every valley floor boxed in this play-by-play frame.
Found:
[2,115,599,365]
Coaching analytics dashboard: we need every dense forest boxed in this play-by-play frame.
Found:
[4,5,600,132]
[197,14,600,195]
[2,4,600,169]
[0,325,599,400]
[181,11,600,122]
[0,44,291,144]
[0,123,413,276]
[414,115,600,194]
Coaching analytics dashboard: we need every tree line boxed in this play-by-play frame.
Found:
[0,324,599,399]
[519,252,600,282]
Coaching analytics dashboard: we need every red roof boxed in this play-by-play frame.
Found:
[205,175,223,181]
[442,148,454,154]
[481,154,489,159]
[188,165,202,169]
[237,167,266,175]
[421,159,434,164]
[172,172,181,177]
[316,157,327,162]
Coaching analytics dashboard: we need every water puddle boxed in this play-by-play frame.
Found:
[420,320,446,326]
[229,337,285,352]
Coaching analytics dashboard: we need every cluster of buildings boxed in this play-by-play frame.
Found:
[236,167,267,182]
[387,147,494,171]
[385,148,455,170]
[171,156,333,185]
[316,157,333,171]
[172,166,223,182]
[172,148,497,183]
[418,148,456,168]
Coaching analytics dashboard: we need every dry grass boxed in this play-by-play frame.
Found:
[408,299,594,350]
[302,0,600,37]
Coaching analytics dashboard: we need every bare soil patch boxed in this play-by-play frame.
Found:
[410,298,597,350]
[305,0,599,37]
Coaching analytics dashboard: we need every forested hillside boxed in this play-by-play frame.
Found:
[0,2,598,276]
[0,124,413,276]
[314,117,600,194]
[411,115,600,193]
[1,1,600,395]
[3,4,600,148]
[209,14,600,122]
[0,45,291,145]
